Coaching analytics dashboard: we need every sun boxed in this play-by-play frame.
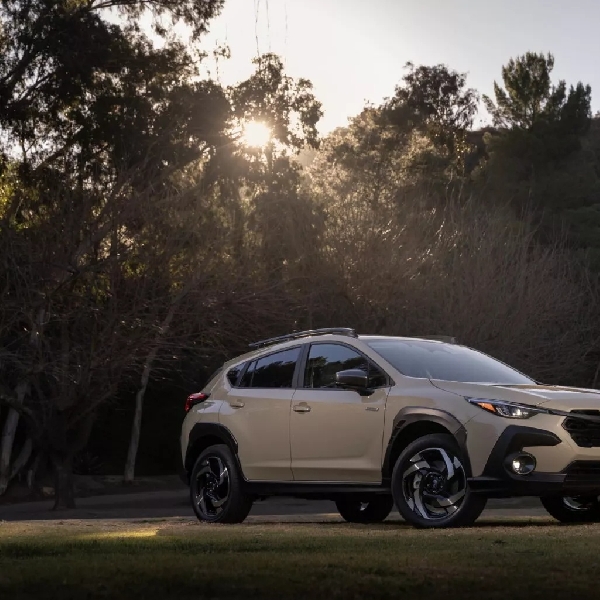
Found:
[241,121,271,148]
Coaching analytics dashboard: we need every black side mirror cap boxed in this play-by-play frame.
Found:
[335,369,373,396]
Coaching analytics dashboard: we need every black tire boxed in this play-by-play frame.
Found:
[335,495,394,523]
[541,495,600,523]
[190,444,253,524]
[391,433,486,529]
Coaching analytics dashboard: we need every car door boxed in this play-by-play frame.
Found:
[219,346,301,481]
[290,342,390,483]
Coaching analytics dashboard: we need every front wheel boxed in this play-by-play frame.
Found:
[335,495,394,523]
[190,444,253,524]
[541,495,600,523]
[391,433,486,529]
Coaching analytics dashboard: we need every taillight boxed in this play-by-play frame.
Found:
[185,392,210,413]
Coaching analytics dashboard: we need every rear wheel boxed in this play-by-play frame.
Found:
[335,496,394,523]
[391,433,486,528]
[541,495,600,523]
[190,444,253,524]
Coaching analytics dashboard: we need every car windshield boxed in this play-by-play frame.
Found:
[365,339,535,384]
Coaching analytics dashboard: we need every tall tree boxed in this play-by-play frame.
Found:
[480,51,597,246]
[385,63,479,175]
[483,52,591,133]
[218,53,323,280]
[230,53,322,152]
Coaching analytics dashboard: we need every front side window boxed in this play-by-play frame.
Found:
[303,343,387,389]
[365,339,535,384]
[240,347,301,389]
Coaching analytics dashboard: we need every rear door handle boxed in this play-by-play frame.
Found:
[293,404,311,413]
[230,401,245,409]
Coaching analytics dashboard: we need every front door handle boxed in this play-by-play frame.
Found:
[230,401,245,409]
[365,406,379,412]
[293,404,311,413]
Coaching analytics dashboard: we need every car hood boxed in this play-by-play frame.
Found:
[430,380,600,411]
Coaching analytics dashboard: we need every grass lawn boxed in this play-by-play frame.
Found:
[1,517,600,599]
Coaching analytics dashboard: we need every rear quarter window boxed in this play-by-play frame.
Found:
[226,365,243,386]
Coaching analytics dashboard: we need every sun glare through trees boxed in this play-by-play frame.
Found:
[241,120,272,148]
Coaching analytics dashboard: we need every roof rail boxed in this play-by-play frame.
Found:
[249,327,358,349]
[418,335,458,344]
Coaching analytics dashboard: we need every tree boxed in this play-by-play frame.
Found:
[483,52,591,133]
[205,54,325,281]
[385,63,479,175]
[307,133,600,384]
[0,0,226,166]
[0,0,228,507]
[479,52,597,251]
[230,53,322,152]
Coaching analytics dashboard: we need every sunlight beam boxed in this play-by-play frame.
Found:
[241,121,271,148]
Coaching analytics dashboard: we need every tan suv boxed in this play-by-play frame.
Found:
[179,328,600,528]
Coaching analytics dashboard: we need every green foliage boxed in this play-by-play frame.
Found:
[479,52,599,260]
[483,52,591,134]
[230,53,323,152]
[385,63,479,175]
[0,0,228,197]
[389,63,479,134]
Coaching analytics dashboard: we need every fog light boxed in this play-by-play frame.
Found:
[507,453,536,475]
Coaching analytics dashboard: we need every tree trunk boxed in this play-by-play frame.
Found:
[27,451,42,490]
[0,382,29,494]
[9,437,33,481]
[0,408,19,495]
[123,354,157,483]
[123,288,189,483]
[52,455,75,510]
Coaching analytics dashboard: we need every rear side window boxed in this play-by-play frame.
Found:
[240,348,301,389]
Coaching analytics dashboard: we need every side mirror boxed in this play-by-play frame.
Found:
[335,369,372,395]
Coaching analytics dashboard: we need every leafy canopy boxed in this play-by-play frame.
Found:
[483,52,591,133]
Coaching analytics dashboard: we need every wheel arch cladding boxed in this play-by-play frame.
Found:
[185,423,239,476]
[383,408,471,480]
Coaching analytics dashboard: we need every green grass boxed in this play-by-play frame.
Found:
[2,518,600,599]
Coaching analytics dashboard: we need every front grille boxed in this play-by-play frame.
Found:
[564,461,600,493]
[562,410,600,448]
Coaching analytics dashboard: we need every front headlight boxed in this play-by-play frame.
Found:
[466,398,549,419]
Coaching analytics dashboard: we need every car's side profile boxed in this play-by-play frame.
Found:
[180,328,600,528]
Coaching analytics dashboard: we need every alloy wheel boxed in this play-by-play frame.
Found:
[562,496,600,511]
[194,455,230,520]
[401,446,467,520]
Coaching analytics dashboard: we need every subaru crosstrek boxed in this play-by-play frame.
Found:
[179,328,600,528]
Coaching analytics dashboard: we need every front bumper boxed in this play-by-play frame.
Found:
[468,425,600,497]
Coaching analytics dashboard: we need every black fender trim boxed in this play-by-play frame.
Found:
[183,423,240,483]
[382,407,470,481]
